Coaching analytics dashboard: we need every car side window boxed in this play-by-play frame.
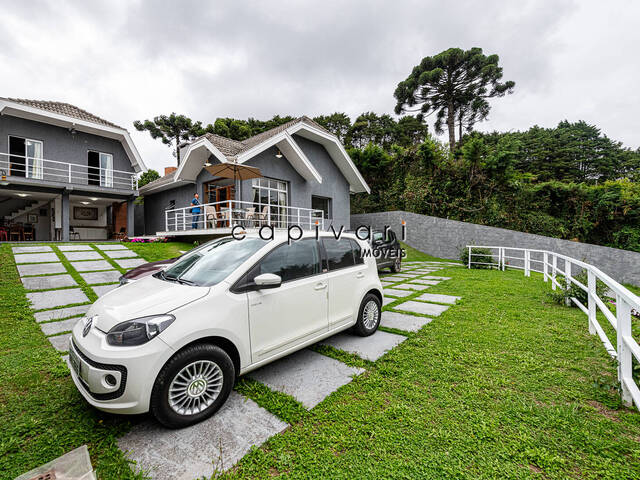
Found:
[258,239,321,282]
[323,238,356,270]
[350,239,364,265]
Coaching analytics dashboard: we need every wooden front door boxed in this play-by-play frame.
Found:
[203,183,235,227]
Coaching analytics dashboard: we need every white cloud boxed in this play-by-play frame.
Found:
[0,0,638,174]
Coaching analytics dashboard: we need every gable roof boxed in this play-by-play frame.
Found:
[141,116,369,194]
[0,98,123,129]
[0,97,146,173]
[198,116,330,159]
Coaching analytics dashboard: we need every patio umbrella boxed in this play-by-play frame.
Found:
[204,161,262,200]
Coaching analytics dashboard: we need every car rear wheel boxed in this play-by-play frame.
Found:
[352,293,381,336]
[150,343,234,428]
[390,256,401,273]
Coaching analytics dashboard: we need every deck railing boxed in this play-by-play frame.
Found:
[467,245,640,410]
[164,200,327,232]
[0,152,138,191]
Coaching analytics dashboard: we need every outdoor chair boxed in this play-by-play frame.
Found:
[218,209,232,228]
[69,226,80,240]
[9,225,23,241]
[245,207,256,227]
[113,227,127,241]
[257,206,269,226]
[204,205,219,229]
[23,226,34,241]
[0,227,8,242]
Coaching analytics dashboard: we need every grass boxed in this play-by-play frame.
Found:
[222,260,640,478]
[0,243,141,479]
[2,241,640,479]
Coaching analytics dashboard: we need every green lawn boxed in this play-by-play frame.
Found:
[1,242,640,479]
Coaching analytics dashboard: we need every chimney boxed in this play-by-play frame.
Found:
[164,167,177,176]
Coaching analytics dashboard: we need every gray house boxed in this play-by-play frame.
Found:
[0,98,146,241]
[140,117,369,236]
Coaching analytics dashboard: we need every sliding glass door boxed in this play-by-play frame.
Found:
[88,151,113,187]
[99,153,113,187]
[8,136,43,179]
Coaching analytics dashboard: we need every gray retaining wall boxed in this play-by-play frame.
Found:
[351,211,640,286]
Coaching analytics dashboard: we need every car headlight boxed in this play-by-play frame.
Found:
[106,314,175,346]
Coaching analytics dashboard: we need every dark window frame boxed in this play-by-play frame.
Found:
[311,195,332,220]
[321,237,359,272]
[231,239,324,293]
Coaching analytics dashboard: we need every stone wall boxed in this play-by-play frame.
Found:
[351,210,640,285]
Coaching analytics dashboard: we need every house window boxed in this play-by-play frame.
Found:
[252,177,288,227]
[311,196,331,219]
[8,136,43,179]
[88,151,113,187]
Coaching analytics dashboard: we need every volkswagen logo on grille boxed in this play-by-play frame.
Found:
[82,316,94,337]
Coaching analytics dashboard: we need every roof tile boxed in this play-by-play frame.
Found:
[1,97,124,129]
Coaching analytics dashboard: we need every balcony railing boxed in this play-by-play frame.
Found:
[0,152,138,191]
[164,200,328,232]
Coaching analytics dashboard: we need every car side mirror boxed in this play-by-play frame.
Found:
[254,273,282,289]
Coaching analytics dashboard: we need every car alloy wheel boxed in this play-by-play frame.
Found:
[168,360,223,415]
[362,299,380,330]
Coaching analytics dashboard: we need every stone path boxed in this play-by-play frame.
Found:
[378,260,463,328]
[11,242,145,352]
[119,392,288,480]
[249,349,365,409]
[320,330,407,361]
[10,248,463,478]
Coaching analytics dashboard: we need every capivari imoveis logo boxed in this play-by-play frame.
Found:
[226,220,408,258]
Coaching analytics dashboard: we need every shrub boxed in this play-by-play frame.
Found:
[547,271,608,307]
[459,247,495,268]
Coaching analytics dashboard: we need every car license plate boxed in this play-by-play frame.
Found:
[69,348,82,378]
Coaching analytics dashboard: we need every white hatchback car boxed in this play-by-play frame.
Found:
[68,232,383,428]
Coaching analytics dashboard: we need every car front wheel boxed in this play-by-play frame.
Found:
[353,293,381,336]
[150,343,235,428]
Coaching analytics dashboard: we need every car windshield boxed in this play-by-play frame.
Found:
[158,237,267,287]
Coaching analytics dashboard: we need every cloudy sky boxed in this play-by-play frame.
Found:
[1,0,638,173]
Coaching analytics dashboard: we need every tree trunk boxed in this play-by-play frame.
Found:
[447,103,456,151]
[175,135,181,166]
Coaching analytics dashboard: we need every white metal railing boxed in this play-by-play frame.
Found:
[164,200,328,232]
[0,152,138,191]
[467,245,640,410]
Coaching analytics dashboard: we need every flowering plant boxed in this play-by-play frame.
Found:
[126,237,168,243]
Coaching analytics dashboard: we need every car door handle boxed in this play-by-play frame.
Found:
[314,282,327,290]
[356,272,365,279]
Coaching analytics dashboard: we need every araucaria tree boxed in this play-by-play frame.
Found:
[133,114,205,165]
[394,47,515,151]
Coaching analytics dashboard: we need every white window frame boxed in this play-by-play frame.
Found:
[251,177,289,226]
[8,135,44,180]
[88,150,114,188]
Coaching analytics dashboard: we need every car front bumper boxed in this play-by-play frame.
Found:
[69,321,175,415]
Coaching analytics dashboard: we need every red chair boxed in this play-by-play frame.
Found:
[0,227,7,242]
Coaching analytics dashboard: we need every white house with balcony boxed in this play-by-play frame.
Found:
[0,98,146,241]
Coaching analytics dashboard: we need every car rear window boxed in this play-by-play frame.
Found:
[322,237,356,270]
